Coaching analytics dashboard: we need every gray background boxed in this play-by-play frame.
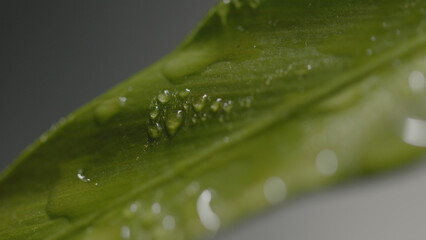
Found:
[1,1,425,239]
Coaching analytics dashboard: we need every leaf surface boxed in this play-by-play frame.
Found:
[1,0,426,239]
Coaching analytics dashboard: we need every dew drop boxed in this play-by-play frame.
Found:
[263,176,287,204]
[370,36,376,42]
[307,64,312,70]
[158,90,171,103]
[166,110,183,135]
[150,105,160,119]
[193,94,208,112]
[197,190,221,232]
[94,98,121,124]
[148,122,163,139]
[178,88,191,98]
[210,98,222,112]
[366,48,373,56]
[315,149,338,176]
[408,70,425,92]
[223,0,230,4]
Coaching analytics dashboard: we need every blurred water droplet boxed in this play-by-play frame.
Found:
[152,202,162,214]
[408,70,425,92]
[210,98,222,112]
[402,118,426,147]
[162,215,176,230]
[307,64,312,70]
[118,96,127,106]
[197,190,221,232]
[370,36,376,42]
[366,48,373,56]
[222,100,233,113]
[263,176,287,204]
[121,226,130,239]
[315,149,339,176]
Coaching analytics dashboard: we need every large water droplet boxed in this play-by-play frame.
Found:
[197,190,221,232]
[178,88,191,98]
[166,110,183,135]
[118,96,127,106]
[121,226,130,239]
[148,122,163,139]
[94,98,121,124]
[152,202,162,214]
[210,98,222,112]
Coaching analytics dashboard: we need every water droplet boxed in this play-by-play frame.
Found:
[121,226,130,239]
[127,86,133,92]
[315,149,339,176]
[130,201,141,213]
[77,169,91,183]
[158,90,171,103]
[223,0,231,4]
[237,25,244,32]
[118,96,127,106]
[366,48,373,56]
[408,70,425,92]
[150,105,160,120]
[210,98,222,112]
[382,22,388,28]
[186,181,200,196]
[148,122,163,139]
[40,134,48,143]
[193,94,208,112]
[162,215,176,230]
[178,88,191,98]
[402,118,426,147]
[307,64,312,70]
[166,110,183,135]
[197,190,221,232]
[239,97,252,108]
[263,176,287,204]
[152,202,162,214]
[222,100,233,113]
[371,36,376,42]
[265,77,272,85]
[223,136,230,143]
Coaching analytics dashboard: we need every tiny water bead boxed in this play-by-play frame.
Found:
[366,48,373,56]
[402,118,426,147]
[148,122,163,139]
[197,189,221,232]
[408,70,425,93]
[263,176,287,204]
[222,100,233,113]
[165,110,183,135]
[210,98,222,112]
[158,90,171,103]
[315,149,339,176]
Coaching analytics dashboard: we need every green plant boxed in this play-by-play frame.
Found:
[1,0,426,239]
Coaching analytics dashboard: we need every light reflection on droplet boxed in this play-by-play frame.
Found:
[402,118,426,147]
[197,190,221,232]
[77,169,91,182]
[162,215,176,230]
[118,96,127,106]
[408,70,425,93]
[121,225,130,239]
[152,202,162,214]
[263,176,287,204]
[315,149,339,176]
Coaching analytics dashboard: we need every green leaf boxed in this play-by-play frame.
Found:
[1,0,426,239]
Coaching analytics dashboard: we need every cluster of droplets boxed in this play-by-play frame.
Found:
[77,169,98,186]
[147,88,240,140]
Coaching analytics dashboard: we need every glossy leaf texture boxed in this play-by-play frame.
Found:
[1,0,426,239]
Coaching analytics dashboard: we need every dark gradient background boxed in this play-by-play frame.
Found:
[1,1,426,240]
